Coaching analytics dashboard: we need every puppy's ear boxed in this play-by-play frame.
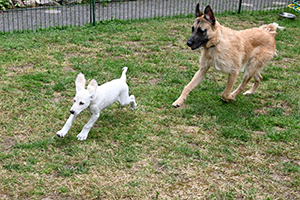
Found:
[195,3,203,18]
[87,79,98,99]
[204,5,215,26]
[75,73,86,93]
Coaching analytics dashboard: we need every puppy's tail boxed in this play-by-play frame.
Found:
[120,67,128,82]
[259,22,285,36]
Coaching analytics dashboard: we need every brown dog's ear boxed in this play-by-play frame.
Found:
[204,5,215,26]
[195,3,203,18]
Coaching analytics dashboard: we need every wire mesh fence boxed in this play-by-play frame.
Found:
[1,5,91,32]
[0,0,291,33]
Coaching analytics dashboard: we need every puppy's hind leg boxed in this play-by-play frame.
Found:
[129,95,137,110]
[118,92,137,110]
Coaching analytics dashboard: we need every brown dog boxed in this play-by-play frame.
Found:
[173,4,282,108]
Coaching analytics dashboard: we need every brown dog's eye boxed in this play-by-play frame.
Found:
[192,26,195,32]
[79,102,84,105]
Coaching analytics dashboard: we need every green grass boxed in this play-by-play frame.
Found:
[0,9,299,199]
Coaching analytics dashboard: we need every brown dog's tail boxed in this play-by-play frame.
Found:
[259,22,285,36]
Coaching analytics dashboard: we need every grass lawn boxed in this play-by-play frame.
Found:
[0,9,299,199]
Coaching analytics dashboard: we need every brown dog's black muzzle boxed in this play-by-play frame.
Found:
[187,40,193,47]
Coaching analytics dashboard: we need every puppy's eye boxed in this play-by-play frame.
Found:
[79,102,84,105]
[74,99,76,103]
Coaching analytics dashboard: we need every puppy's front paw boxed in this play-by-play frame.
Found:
[77,133,88,141]
[56,130,67,138]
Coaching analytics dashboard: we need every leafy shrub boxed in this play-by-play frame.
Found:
[0,0,10,10]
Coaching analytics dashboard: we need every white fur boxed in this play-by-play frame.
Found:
[56,67,137,141]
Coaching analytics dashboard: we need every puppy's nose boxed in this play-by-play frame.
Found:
[70,110,75,115]
[187,40,193,47]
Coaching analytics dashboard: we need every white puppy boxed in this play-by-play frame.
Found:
[57,67,137,141]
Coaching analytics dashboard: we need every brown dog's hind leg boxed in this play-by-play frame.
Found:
[230,71,254,100]
[221,71,239,102]
[243,72,263,96]
[231,61,263,99]
[233,47,274,98]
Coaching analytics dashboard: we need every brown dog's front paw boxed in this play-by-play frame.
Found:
[172,98,185,108]
[221,95,235,103]
[172,103,181,108]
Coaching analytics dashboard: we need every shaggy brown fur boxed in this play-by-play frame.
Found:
[173,4,281,108]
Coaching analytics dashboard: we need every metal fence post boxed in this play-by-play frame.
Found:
[92,0,96,26]
[90,0,96,26]
[90,0,92,24]
[238,0,242,14]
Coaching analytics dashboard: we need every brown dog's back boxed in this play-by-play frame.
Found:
[238,26,277,65]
